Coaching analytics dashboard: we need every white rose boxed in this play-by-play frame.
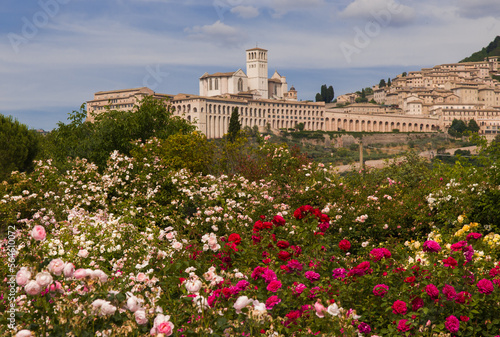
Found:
[233,296,253,313]
[35,272,53,288]
[135,309,148,325]
[127,296,142,312]
[100,301,117,316]
[327,303,340,316]
[24,280,41,295]
[78,249,89,258]
[185,279,202,293]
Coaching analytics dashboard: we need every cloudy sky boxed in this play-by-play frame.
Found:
[1,0,499,130]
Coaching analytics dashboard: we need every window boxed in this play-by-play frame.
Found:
[238,78,243,92]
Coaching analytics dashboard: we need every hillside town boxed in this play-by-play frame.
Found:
[86,49,500,139]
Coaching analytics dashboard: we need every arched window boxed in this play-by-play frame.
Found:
[238,78,243,92]
[209,78,213,91]
[214,78,219,90]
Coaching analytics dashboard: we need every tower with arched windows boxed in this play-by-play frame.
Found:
[246,47,269,99]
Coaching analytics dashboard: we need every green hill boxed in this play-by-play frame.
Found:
[460,35,500,62]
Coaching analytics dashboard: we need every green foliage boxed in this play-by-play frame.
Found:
[315,84,334,103]
[387,77,391,86]
[468,119,480,133]
[0,114,40,181]
[402,72,407,77]
[296,122,305,131]
[379,79,386,87]
[461,36,500,62]
[227,107,241,142]
[44,97,195,170]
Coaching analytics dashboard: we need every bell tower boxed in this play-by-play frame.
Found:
[246,47,268,98]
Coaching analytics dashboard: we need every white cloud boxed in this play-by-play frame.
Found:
[456,0,500,18]
[230,5,259,18]
[184,21,247,46]
[340,0,416,26]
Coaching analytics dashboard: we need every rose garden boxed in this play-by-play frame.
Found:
[2,104,500,336]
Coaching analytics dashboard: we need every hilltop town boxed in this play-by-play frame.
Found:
[86,42,500,139]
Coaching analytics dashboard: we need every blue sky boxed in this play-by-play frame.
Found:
[1,0,499,130]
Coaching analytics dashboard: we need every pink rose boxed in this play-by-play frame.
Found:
[136,272,147,283]
[48,258,65,276]
[373,284,389,298]
[265,295,281,310]
[293,283,307,295]
[74,268,88,279]
[31,225,46,241]
[267,280,282,292]
[24,280,41,295]
[157,321,174,336]
[477,279,494,294]
[16,267,31,286]
[63,263,75,278]
[35,272,53,288]
[392,300,407,315]
[134,309,148,325]
[91,269,108,283]
[78,249,89,258]
[314,301,326,318]
[127,296,142,312]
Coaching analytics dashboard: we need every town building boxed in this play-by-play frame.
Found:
[87,51,500,138]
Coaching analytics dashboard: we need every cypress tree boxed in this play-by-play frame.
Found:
[227,107,241,142]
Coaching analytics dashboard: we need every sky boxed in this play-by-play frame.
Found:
[1,0,499,131]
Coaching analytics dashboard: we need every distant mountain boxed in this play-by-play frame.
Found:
[460,36,500,62]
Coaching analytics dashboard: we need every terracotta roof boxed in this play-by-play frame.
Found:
[200,71,236,79]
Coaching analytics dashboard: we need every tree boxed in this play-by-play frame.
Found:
[227,107,241,142]
[468,119,480,133]
[296,123,305,131]
[0,114,40,181]
[387,78,392,87]
[315,84,334,103]
[448,119,467,137]
[402,72,407,77]
[379,79,386,88]
[44,96,195,169]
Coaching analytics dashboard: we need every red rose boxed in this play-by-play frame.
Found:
[272,215,286,227]
[460,316,470,322]
[277,240,290,249]
[228,233,241,245]
[278,251,292,261]
[339,240,351,251]
[443,257,458,268]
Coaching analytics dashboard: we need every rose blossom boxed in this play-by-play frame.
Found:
[15,330,32,337]
[16,267,31,286]
[267,280,282,292]
[100,301,117,316]
[127,295,142,312]
[397,319,412,332]
[423,240,441,253]
[48,258,65,276]
[31,225,46,241]
[412,297,424,311]
[332,268,347,279]
[74,268,88,279]
[443,256,458,268]
[304,271,320,283]
[35,272,53,288]
[392,300,407,315]
[63,263,74,278]
[314,301,326,318]
[327,303,340,316]
[445,315,460,333]
[373,284,389,298]
[78,249,89,258]
[477,279,494,294]
[185,279,202,293]
[265,295,281,310]
[442,284,457,300]
[358,322,371,334]
[136,272,147,282]
[339,239,351,251]
[426,284,440,299]
[466,232,482,241]
[91,269,108,283]
[24,280,41,295]
[233,296,253,313]
[134,309,148,325]
[293,283,307,295]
